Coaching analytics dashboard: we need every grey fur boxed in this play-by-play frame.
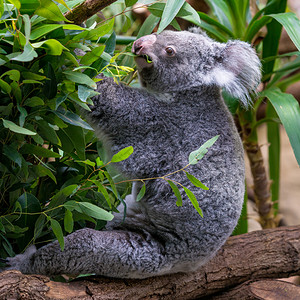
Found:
[4,30,261,278]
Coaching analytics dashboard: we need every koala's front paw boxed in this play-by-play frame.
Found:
[1,245,36,273]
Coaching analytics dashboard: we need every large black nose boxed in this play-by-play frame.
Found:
[132,34,157,55]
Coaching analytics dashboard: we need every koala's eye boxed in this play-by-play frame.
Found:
[165,46,176,56]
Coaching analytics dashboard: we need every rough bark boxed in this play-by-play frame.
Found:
[238,110,277,229]
[1,226,300,299]
[65,0,118,24]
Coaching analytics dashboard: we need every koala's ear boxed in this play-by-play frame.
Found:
[211,41,261,107]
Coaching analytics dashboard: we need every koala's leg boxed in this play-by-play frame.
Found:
[7,228,167,278]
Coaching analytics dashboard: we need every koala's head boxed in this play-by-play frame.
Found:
[132,30,261,106]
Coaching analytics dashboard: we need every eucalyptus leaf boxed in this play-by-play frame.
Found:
[183,187,203,217]
[136,183,146,202]
[50,218,65,251]
[111,146,134,163]
[64,71,96,89]
[35,0,69,22]
[77,202,114,221]
[64,209,74,233]
[185,172,209,190]
[53,109,94,131]
[167,180,182,207]
[11,43,38,62]
[2,119,37,135]
[189,135,219,165]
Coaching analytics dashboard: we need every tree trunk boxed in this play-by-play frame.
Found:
[1,226,300,299]
[65,0,118,24]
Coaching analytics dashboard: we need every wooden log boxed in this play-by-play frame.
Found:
[1,226,300,299]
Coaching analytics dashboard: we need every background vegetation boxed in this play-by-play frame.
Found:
[0,0,300,265]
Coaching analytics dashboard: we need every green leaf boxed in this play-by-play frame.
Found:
[189,135,219,165]
[11,43,38,62]
[24,96,44,107]
[103,171,118,199]
[63,200,78,211]
[205,0,232,29]
[262,88,300,166]
[0,79,11,94]
[262,0,287,77]
[7,0,20,9]
[3,144,23,167]
[198,12,233,37]
[244,15,272,43]
[111,146,134,163]
[43,62,57,99]
[178,2,201,27]
[50,218,64,251]
[125,0,138,7]
[75,159,95,167]
[270,12,300,52]
[20,144,61,158]
[77,202,114,221]
[30,24,62,40]
[136,183,146,202]
[64,71,96,89]
[2,119,37,135]
[78,85,93,102]
[48,185,79,209]
[1,70,20,81]
[93,181,112,208]
[20,0,40,14]
[64,209,74,233]
[32,39,68,55]
[33,214,46,240]
[185,172,209,190]
[157,0,186,34]
[137,14,160,39]
[232,186,248,235]
[167,180,182,207]
[15,192,41,249]
[35,0,69,22]
[80,46,105,65]
[183,187,203,217]
[63,125,86,160]
[35,118,60,145]
[75,18,114,41]
[53,109,94,131]
[32,164,57,183]
[22,14,31,42]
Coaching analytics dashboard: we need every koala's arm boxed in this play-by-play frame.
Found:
[5,228,168,278]
[88,77,154,136]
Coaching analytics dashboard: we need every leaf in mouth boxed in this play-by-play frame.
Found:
[144,55,153,64]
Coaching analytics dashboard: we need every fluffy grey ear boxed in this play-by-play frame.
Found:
[210,41,261,107]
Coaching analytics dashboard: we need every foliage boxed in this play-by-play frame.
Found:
[0,0,134,258]
[0,0,210,259]
[1,0,300,260]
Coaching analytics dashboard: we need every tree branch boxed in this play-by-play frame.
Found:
[1,226,300,299]
[65,0,118,24]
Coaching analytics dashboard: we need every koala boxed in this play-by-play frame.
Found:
[4,30,261,278]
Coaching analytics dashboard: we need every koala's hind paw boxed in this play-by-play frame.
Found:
[1,245,36,272]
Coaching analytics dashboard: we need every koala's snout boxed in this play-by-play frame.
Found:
[132,34,157,55]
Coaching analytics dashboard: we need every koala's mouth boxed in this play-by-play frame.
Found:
[134,54,153,69]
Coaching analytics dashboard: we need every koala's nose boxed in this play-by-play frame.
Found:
[132,34,157,55]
